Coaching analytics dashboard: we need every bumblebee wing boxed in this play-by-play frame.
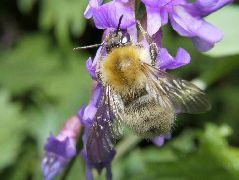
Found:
[109,86,125,137]
[86,85,118,163]
[143,64,211,114]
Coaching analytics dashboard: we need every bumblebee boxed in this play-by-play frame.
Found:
[76,16,211,163]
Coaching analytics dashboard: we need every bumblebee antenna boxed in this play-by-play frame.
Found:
[116,15,124,35]
[73,42,104,50]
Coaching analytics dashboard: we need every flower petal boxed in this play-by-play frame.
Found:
[191,21,223,52]
[42,152,68,180]
[170,6,197,37]
[86,57,96,80]
[42,116,81,180]
[152,134,171,147]
[86,46,106,81]
[159,47,190,70]
[191,37,214,52]
[170,5,223,51]
[194,20,223,44]
[90,0,136,29]
[143,3,168,36]
[192,0,233,16]
[44,135,75,158]
[152,135,165,147]
[145,6,163,36]
[141,0,171,7]
[84,0,103,19]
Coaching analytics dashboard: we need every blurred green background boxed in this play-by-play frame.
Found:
[0,0,239,180]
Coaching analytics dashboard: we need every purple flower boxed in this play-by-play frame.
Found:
[41,116,81,180]
[84,0,136,29]
[142,0,232,51]
[139,26,190,70]
[159,47,190,70]
[86,47,103,80]
[78,83,115,180]
[152,133,171,147]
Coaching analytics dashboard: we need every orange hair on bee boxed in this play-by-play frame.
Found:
[102,46,146,93]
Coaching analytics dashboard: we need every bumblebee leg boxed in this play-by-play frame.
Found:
[137,21,158,67]
[134,43,143,48]
[95,48,104,83]
[96,60,103,83]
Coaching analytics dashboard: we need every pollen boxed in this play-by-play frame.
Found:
[102,46,145,92]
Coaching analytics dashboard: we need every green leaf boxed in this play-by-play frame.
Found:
[39,0,88,46]
[17,0,36,13]
[205,5,239,57]
[113,124,239,180]
[0,90,26,169]
[0,34,92,153]
[0,34,61,94]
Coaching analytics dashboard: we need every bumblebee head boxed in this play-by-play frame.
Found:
[105,15,132,53]
[73,15,132,53]
[105,29,131,53]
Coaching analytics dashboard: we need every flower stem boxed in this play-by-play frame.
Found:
[115,134,141,161]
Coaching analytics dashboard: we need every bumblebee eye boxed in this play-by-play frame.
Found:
[122,36,128,44]
[121,31,130,44]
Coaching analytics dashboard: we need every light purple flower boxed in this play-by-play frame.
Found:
[159,47,190,70]
[86,47,104,80]
[153,133,171,147]
[84,0,136,29]
[41,116,81,180]
[78,83,115,180]
[140,28,190,70]
[142,0,232,51]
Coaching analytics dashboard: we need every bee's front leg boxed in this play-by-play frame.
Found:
[96,59,103,83]
[149,43,158,67]
[137,21,158,67]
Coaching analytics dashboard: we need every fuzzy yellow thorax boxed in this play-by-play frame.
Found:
[102,46,145,92]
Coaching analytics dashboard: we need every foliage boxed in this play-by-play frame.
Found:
[0,1,239,180]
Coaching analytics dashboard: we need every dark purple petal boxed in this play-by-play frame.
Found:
[42,135,76,180]
[42,116,80,180]
[190,0,233,17]
[44,135,76,159]
[159,47,190,70]
[105,165,113,180]
[81,148,115,180]
[88,0,136,29]
[42,152,68,180]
